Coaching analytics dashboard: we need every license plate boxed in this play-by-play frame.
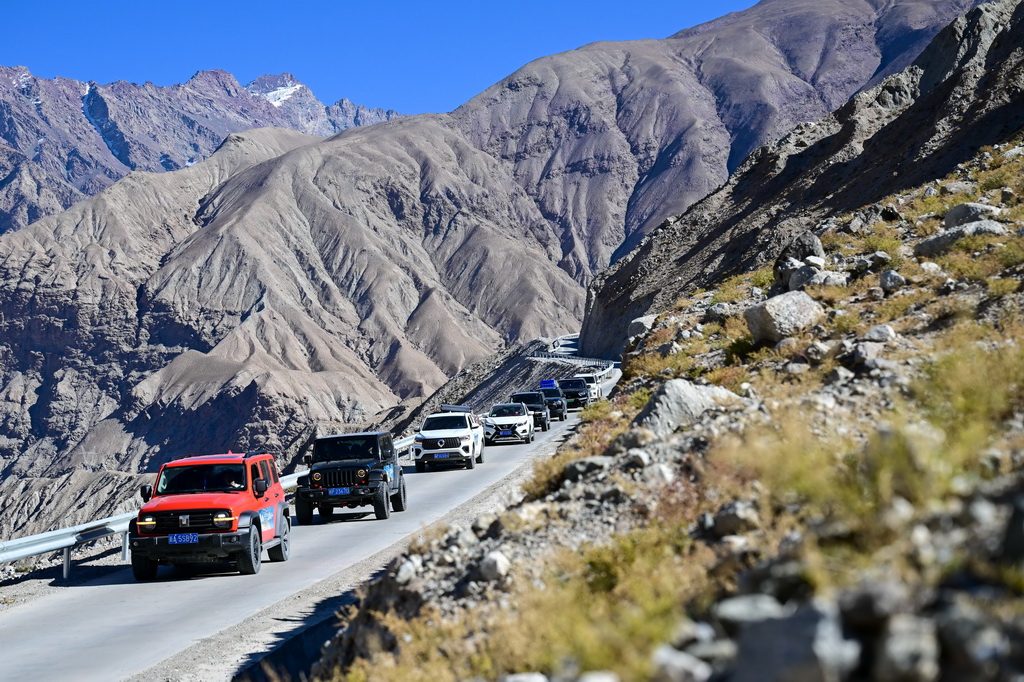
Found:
[168,533,198,544]
[329,487,350,495]
[435,453,449,458]
[500,430,512,436]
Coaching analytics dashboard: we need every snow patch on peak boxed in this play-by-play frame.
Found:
[263,84,303,107]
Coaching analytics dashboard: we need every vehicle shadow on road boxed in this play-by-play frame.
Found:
[231,572,374,682]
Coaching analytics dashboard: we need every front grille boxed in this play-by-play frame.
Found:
[322,468,361,488]
[152,510,217,533]
[423,437,461,450]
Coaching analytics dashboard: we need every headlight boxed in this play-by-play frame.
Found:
[312,471,322,484]
[137,515,156,531]
[460,435,471,442]
[414,434,424,442]
[357,469,367,478]
[213,511,235,529]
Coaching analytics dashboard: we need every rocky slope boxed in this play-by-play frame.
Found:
[0,0,989,539]
[581,0,1021,359]
[0,68,400,233]
[303,4,1024,680]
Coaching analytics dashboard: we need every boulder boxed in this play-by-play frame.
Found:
[712,594,788,635]
[651,645,712,682]
[873,614,939,682]
[480,550,512,581]
[913,220,1008,257]
[880,269,905,293]
[628,315,659,339]
[774,232,825,286]
[730,601,860,682]
[744,291,825,344]
[633,379,742,438]
[713,501,761,537]
[943,202,1001,228]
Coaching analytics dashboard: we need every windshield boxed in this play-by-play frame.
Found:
[558,379,587,390]
[156,463,246,494]
[490,404,526,417]
[578,375,597,384]
[540,388,561,398]
[511,393,543,405]
[422,415,469,431]
[313,436,379,462]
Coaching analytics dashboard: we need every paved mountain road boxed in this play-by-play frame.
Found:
[0,371,617,682]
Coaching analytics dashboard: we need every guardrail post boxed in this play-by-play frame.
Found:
[62,547,71,580]
[121,532,129,562]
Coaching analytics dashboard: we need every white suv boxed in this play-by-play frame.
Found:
[412,405,485,472]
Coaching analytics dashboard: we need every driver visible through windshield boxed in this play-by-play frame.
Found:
[156,463,246,494]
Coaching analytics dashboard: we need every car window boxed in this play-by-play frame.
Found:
[422,415,469,430]
[156,463,246,494]
[490,404,525,417]
[540,388,561,398]
[558,379,587,389]
[258,460,272,485]
[313,436,379,461]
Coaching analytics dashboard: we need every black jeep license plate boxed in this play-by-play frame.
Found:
[329,487,350,495]
[168,533,199,544]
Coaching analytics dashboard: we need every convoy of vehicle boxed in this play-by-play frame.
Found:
[127,367,611,580]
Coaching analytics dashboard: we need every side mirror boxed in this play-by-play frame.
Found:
[254,478,269,497]
[303,454,312,465]
[140,484,152,502]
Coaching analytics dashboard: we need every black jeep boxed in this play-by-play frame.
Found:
[294,432,407,524]
[510,391,551,431]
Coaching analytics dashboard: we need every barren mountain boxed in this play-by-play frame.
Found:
[581,0,1023,358]
[0,68,400,233]
[0,0,993,538]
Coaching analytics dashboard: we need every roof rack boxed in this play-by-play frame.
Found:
[439,404,473,413]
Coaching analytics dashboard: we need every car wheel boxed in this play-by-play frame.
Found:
[391,475,408,512]
[295,498,313,525]
[373,486,391,520]
[542,419,549,432]
[268,518,290,562]
[415,459,425,473]
[237,524,262,575]
[130,551,158,581]
[476,443,485,464]
[466,452,476,469]
[319,504,335,522]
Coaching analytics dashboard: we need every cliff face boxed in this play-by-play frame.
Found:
[581,0,1023,359]
[0,68,400,233]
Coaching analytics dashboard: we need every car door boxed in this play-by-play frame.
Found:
[256,459,277,542]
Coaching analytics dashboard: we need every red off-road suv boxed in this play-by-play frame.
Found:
[128,452,290,580]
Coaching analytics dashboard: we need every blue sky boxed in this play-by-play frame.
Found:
[3,1,758,114]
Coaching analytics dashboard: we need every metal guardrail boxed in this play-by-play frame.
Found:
[530,351,616,368]
[0,437,415,578]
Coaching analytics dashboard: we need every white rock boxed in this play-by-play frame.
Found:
[480,550,512,581]
[744,291,826,344]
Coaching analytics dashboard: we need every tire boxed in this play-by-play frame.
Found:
[373,486,391,520]
[130,551,157,581]
[542,419,549,432]
[295,497,313,525]
[268,518,290,562]
[466,452,476,469]
[528,431,534,443]
[560,412,566,421]
[391,475,408,512]
[476,443,485,464]
[415,459,425,473]
[319,504,335,522]
[237,524,262,575]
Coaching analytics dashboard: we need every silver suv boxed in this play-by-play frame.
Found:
[412,405,485,472]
